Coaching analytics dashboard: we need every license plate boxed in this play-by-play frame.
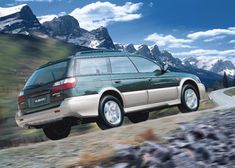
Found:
[34,97,46,103]
[31,95,49,108]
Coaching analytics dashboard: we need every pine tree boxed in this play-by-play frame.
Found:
[233,74,235,86]
[223,72,228,88]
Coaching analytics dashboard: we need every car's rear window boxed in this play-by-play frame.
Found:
[24,61,68,89]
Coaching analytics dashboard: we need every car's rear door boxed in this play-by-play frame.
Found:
[130,56,179,104]
[110,56,148,108]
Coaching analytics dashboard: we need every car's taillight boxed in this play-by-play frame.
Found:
[52,77,76,92]
[18,91,25,104]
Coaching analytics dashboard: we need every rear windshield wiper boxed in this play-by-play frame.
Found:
[25,83,45,89]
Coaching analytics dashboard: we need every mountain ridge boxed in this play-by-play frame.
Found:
[183,57,235,75]
[0,4,115,49]
[0,4,227,88]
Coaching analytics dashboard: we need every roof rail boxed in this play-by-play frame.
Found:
[76,49,122,56]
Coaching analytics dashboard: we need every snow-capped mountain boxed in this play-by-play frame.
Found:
[0,4,115,49]
[183,57,235,75]
[0,4,43,34]
[43,15,115,49]
[116,43,183,67]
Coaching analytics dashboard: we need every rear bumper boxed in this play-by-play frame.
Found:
[198,83,207,100]
[16,94,99,128]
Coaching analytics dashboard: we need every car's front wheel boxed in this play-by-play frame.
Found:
[43,120,71,140]
[127,112,149,123]
[178,84,200,113]
[96,95,124,130]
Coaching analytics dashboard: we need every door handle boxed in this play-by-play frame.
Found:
[114,80,121,84]
[148,78,152,82]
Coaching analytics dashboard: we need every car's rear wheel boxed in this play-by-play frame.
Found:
[178,84,199,113]
[127,112,149,123]
[43,120,71,140]
[96,95,124,130]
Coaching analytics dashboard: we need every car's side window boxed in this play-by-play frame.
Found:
[110,57,138,74]
[130,56,162,73]
[76,57,109,75]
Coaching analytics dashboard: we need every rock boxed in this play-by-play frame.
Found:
[150,45,161,57]
[193,145,211,161]
[161,160,175,168]
[112,163,129,168]
[172,152,196,168]
[153,146,171,162]
[124,44,136,53]
[195,161,207,168]
[228,148,235,160]
[112,144,137,163]
[78,110,235,167]
[90,26,115,49]
[43,15,81,36]
[142,153,161,166]
[140,141,159,153]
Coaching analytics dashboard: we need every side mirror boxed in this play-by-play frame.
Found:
[162,64,169,73]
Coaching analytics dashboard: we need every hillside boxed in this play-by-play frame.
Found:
[0,33,90,126]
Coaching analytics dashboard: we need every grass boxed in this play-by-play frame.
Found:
[224,88,235,96]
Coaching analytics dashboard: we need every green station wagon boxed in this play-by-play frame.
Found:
[16,50,206,140]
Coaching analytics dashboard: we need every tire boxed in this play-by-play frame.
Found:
[43,120,71,140]
[96,95,124,130]
[128,112,149,123]
[178,84,200,113]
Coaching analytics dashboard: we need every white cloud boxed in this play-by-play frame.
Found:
[203,35,226,42]
[144,33,193,48]
[145,27,235,49]
[173,49,235,57]
[229,40,235,44]
[37,14,57,23]
[187,27,235,40]
[69,1,143,30]
[37,11,66,23]
[168,43,194,49]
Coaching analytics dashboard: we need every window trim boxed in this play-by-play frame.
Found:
[129,56,163,74]
[109,56,139,74]
[75,57,111,76]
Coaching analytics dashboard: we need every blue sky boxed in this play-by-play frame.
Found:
[1,0,235,59]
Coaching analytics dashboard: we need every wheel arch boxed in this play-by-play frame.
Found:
[99,88,125,107]
[179,78,200,100]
